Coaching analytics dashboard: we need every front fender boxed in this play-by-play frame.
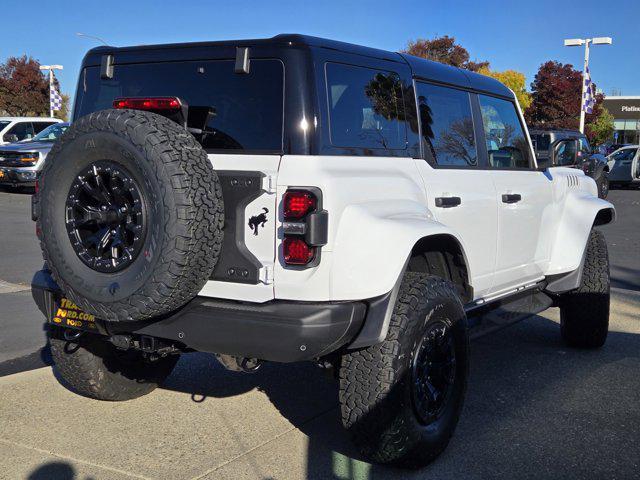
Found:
[330,201,466,300]
[546,190,615,276]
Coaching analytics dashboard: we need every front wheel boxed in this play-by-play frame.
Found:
[49,329,179,401]
[597,174,609,199]
[339,273,469,468]
[559,229,610,348]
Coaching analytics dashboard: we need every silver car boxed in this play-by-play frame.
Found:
[0,122,69,187]
[607,145,640,187]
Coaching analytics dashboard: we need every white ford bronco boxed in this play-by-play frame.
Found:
[32,35,615,468]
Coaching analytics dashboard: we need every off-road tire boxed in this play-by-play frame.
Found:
[37,109,224,321]
[597,173,609,199]
[559,229,610,348]
[49,330,179,401]
[339,273,469,468]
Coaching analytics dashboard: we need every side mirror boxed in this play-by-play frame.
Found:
[3,134,19,143]
[550,139,579,167]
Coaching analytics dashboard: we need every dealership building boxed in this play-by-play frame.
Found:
[603,96,640,144]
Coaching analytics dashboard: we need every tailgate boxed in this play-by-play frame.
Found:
[199,154,280,302]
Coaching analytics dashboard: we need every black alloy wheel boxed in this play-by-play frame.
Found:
[411,320,457,425]
[65,160,146,273]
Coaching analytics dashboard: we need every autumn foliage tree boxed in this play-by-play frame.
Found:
[0,55,50,116]
[403,36,489,72]
[525,60,612,144]
[478,67,532,111]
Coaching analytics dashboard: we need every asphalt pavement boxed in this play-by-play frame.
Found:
[0,186,638,479]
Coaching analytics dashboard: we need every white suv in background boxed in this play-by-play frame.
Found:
[0,117,62,145]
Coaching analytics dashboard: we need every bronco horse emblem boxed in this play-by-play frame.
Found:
[248,207,269,236]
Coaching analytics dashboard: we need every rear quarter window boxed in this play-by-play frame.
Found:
[75,59,284,153]
[325,62,407,150]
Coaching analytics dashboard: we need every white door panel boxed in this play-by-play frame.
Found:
[490,170,553,293]
[416,162,498,299]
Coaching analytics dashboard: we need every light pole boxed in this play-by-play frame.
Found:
[76,32,109,46]
[564,37,612,134]
[39,65,64,118]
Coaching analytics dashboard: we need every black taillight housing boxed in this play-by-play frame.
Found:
[282,188,328,267]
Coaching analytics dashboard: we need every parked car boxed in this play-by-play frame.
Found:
[0,117,62,145]
[31,34,615,469]
[0,122,70,187]
[530,128,610,198]
[606,145,640,187]
[604,143,630,156]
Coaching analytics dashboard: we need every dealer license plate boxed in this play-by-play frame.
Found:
[51,298,99,332]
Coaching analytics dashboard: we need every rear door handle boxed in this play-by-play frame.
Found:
[435,196,462,208]
[502,193,522,204]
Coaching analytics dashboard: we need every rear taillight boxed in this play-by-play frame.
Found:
[283,237,314,265]
[113,97,182,111]
[283,190,316,220]
[281,188,327,267]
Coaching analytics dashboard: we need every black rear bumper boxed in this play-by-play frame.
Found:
[32,270,366,363]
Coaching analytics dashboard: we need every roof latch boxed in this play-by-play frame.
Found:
[234,47,250,74]
[100,54,114,79]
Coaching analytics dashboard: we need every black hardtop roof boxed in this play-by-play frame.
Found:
[84,34,512,99]
[529,128,586,138]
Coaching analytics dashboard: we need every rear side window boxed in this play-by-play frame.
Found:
[7,122,34,141]
[325,63,406,150]
[479,95,532,169]
[75,59,284,153]
[416,82,477,167]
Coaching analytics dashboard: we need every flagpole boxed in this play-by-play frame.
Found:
[48,69,54,118]
[39,64,63,118]
[579,40,590,134]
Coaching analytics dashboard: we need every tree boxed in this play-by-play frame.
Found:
[525,61,583,129]
[0,55,49,116]
[585,96,614,145]
[525,60,610,144]
[403,36,489,72]
[477,67,532,111]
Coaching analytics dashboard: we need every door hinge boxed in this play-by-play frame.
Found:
[259,264,274,285]
[262,175,276,194]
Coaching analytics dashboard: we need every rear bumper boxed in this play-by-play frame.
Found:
[32,270,366,363]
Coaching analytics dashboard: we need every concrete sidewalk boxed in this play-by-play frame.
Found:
[1,290,638,480]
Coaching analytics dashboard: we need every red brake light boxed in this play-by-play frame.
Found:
[283,237,314,265]
[113,97,182,111]
[283,190,316,220]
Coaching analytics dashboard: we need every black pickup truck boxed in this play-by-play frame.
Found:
[530,128,610,198]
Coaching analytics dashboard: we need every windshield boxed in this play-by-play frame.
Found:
[0,121,10,131]
[32,123,69,142]
[611,148,638,161]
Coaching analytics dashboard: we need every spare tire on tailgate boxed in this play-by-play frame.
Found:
[37,109,224,322]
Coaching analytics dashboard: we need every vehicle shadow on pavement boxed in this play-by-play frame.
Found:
[159,312,640,480]
[26,461,75,480]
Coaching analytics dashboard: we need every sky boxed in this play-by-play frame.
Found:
[1,0,638,103]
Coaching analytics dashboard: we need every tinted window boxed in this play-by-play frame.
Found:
[531,133,550,152]
[416,83,477,167]
[556,140,578,166]
[326,63,406,150]
[76,60,284,152]
[6,122,34,141]
[32,122,56,134]
[578,137,591,154]
[0,121,10,132]
[479,95,531,169]
[33,123,69,141]
[611,148,637,161]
